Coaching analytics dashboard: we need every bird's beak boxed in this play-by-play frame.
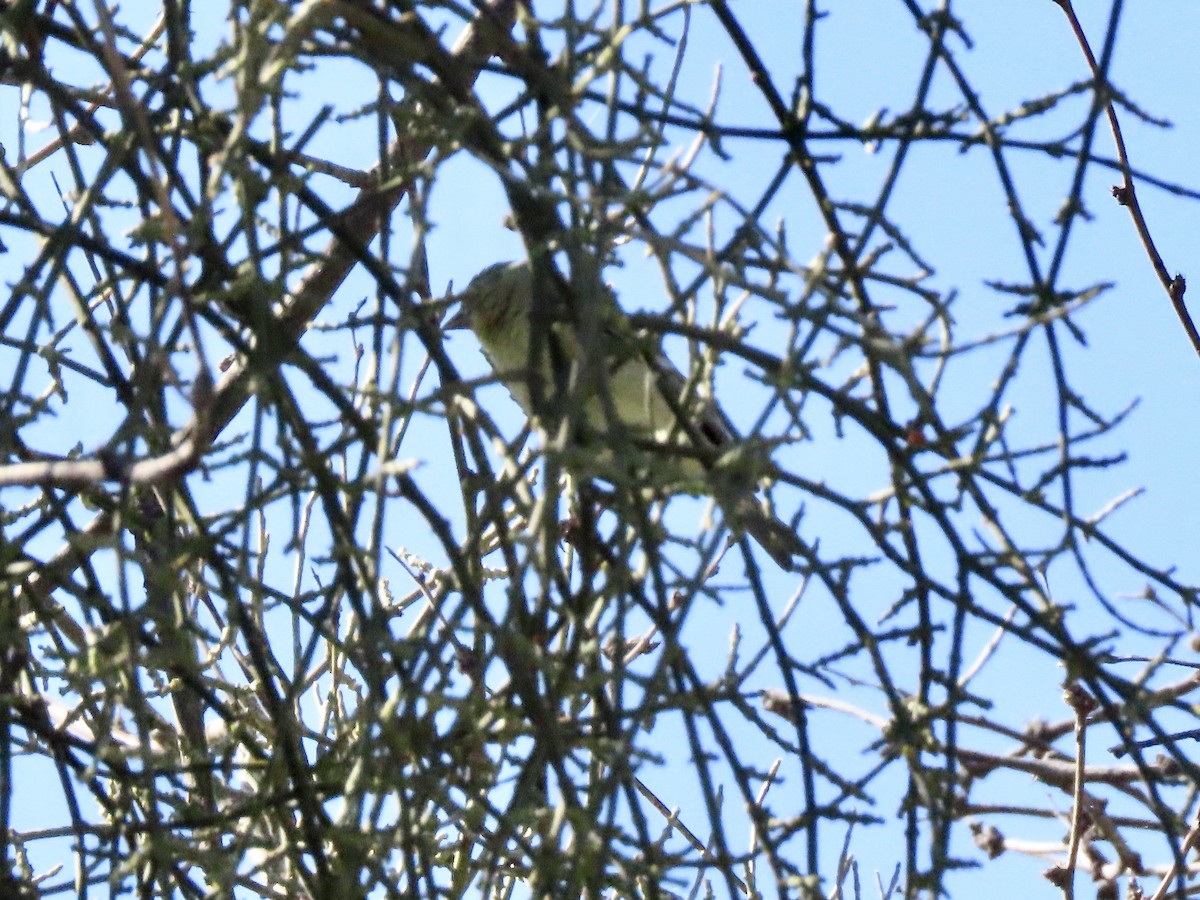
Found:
[444,307,468,331]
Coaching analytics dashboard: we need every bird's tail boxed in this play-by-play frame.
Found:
[732,497,804,571]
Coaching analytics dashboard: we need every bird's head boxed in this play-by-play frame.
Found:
[445,261,531,338]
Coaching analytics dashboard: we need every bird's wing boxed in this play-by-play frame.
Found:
[578,311,742,478]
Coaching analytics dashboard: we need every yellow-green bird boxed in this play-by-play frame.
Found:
[447,260,804,570]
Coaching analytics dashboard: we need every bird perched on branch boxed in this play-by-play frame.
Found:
[446,259,803,570]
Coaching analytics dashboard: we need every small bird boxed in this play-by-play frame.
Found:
[447,260,804,570]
